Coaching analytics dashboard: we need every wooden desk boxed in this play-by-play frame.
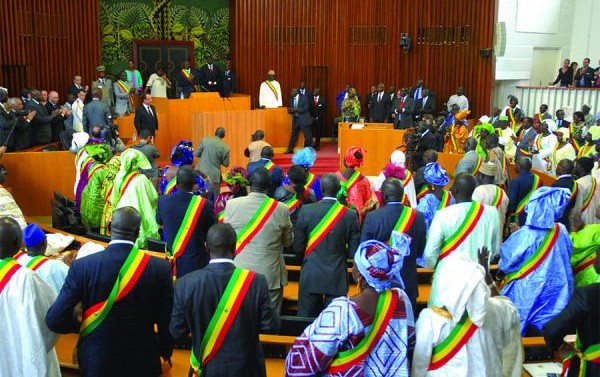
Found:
[264,107,301,152]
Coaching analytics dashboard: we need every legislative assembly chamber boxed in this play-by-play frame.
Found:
[0,0,598,376]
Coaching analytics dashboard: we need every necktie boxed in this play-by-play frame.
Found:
[378,93,382,102]
[294,97,298,108]
[422,97,427,107]
[414,88,419,100]
[209,65,213,71]
[147,106,153,116]
[400,97,405,108]
[558,120,561,127]
[314,97,318,106]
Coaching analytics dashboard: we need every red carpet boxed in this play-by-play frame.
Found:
[272,143,340,175]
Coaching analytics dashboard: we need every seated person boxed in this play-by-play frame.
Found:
[0,165,27,229]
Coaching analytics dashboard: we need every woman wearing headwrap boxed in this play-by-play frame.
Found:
[99,157,121,235]
[472,122,495,159]
[444,109,470,154]
[108,148,160,247]
[412,256,523,377]
[81,155,120,230]
[213,166,249,216]
[159,140,195,195]
[532,119,558,172]
[337,146,378,222]
[372,150,417,207]
[285,235,415,377]
[73,141,111,214]
[499,187,574,335]
[274,165,316,225]
[550,128,576,175]
[416,162,455,230]
[290,147,322,200]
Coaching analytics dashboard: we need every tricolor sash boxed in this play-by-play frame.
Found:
[537,113,543,124]
[508,108,517,131]
[167,196,207,275]
[327,289,397,373]
[569,123,582,152]
[88,164,104,179]
[561,336,600,377]
[515,174,541,216]
[577,143,595,159]
[263,160,275,172]
[116,80,130,93]
[534,134,544,152]
[217,211,224,223]
[235,198,279,255]
[305,201,348,258]
[573,253,596,276]
[417,186,430,201]
[25,255,51,271]
[437,190,452,210]
[491,186,504,209]
[13,251,26,260]
[190,267,255,376]
[438,202,485,261]
[471,156,483,175]
[569,181,579,205]
[80,159,95,181]
[401,172,413,205]
[428,311,479,370]
[581,177,597,213]
[285,190,309,212]
[181,69,194,85]
[0,258,21,295]
[519,147,532,157]
[504,223,560,284]
[118,171,140,198]
[163,178,177,195]
[343,170,361,193]
[305,172,317,190]
[264,80,279,100]
[389,206,416,244]
[80,246,150,337]
[450,124,459,152]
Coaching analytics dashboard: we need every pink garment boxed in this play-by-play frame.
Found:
[383,163,406,181]
[337,170,375,222]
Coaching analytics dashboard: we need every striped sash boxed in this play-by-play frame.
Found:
[305,202,348,257]
[167,196,207,276]
[581,177,597,213]
[389,206,416,244]
[235,198,279,255]
[0,258,21,295]
[265,80,279,100]
[428,311,478,370]
[438,202,485,261]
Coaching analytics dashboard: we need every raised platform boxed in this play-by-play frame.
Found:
[272,142,339,176]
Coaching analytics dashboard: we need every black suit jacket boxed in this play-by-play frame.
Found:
[157,192,216,277]
[25,100,54,144]
[170,262,279,377]
[289,95,312,127]
[360,203,426,308]
[46,242,173,377]
[415,96,436,116]
[392,96,415,129]
[556,119,571,129]
[199,64,221,92]
[369,92,391,122]
[552,176,576,231]
[7,110,30,150]
[293,199,360,296]
[221,69,236,96]
[309,95,327,119]
[134,104,159,135]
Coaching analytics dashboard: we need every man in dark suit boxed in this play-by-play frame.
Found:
[83,89,111,134]
[176,61,197,99]
[46,91,70,142]
[309,87,326,150]
[360,178,426,310]
[555,109,571,129]
[508,157,543,226]
[170,223,279,377]
[293,174,360,317]
[67,74,91,103]
[134,93,158,137]
[221,60,236,97]
[25,89,59,145]
[551,159,577,230]
[198,56,221,92]
[247,146,284,197]
[298,81,311,98]
[574,58,596,87]
[392,87,415,129]
[368,82,391,123]
[6,97,34,151]
[409,78,424,101]
[414,87,436,119]
[414,118,440,168]
[285,88,313,153]
[157,166,217,278]
[46,207,173,377]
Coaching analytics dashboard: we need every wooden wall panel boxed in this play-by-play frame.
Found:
[0,0,100,98]
[231,0,496,131]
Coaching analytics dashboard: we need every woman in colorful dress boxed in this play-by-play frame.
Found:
[274,165,317,225]
[213,166,249,218]
[159,140,195,195]
[416,162,455,230]
[337,146,378,223]
[292,147,322,200]
[372,150,417,207]
[285,235,415,377]
[551,128,576,175]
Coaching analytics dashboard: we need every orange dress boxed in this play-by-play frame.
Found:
[445,123,469,154]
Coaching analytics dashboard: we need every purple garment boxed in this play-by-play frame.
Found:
[75,159,94,214]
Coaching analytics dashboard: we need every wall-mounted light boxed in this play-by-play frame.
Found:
[399,33,411,52]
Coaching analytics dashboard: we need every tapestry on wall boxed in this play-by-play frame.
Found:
[99,0,229,73]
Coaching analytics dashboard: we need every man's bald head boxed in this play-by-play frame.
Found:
[423,149,438,164]
[464,137,478,152]
[320,173,341,198]
[516,157,532,173]
[109,207,141,242]
[555,159,574,177]
[261,146,274,159]
[0,217,22,258]
[249,167,270,193]
[451,173,477,202]
[176,166,196,192]
[206,223,237,258]
[381,178,404,204]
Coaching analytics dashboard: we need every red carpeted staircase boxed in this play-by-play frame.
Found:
[272,143,340,175]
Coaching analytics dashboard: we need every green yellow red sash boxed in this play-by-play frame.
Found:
[428,311,479,370]
[305,172,317,190]
[118,171,140,197]
[561,336,600,377]
[263,160,275,172]
[217,211,224,223]
[581,177,597,213]
[577,143,595,159]
[285,189,309,212]
[437,190,452,210]
[235,198,279,255]
[25,255,50,271]
[164,178,177,195]
[450,124,459,152]
[265,80,279,100]
[190,267,255,376]
[100,184,114,235]
[181,69,194,85]
[534,134,544,152]
[0,258,21,295]
[439,202,485,261]
[569,123,582,152]
[491,186,504,209]
[472,156,483,175]
[305,201,348,257]
[327,289,397,373]
[537,113,543,124]
[519,147,532,157]
[515,174,541,216]
[343,170,361,193]
[569,181,579,205]
[389,206,416,244]
[401,172,413,205]
[417,186,430,201]
[116,80,130,93]
[12,251,26,260]
[504,223,560,284]
[167,196,207,276]
[573,253,596,276]
[508,108,517,131]
[88,164,104,179]
[80,246,150,337]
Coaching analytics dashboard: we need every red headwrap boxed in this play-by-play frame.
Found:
[344,146,366,168]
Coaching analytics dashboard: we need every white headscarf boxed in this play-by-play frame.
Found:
[435,257,490,326]
[390,150,406,167]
